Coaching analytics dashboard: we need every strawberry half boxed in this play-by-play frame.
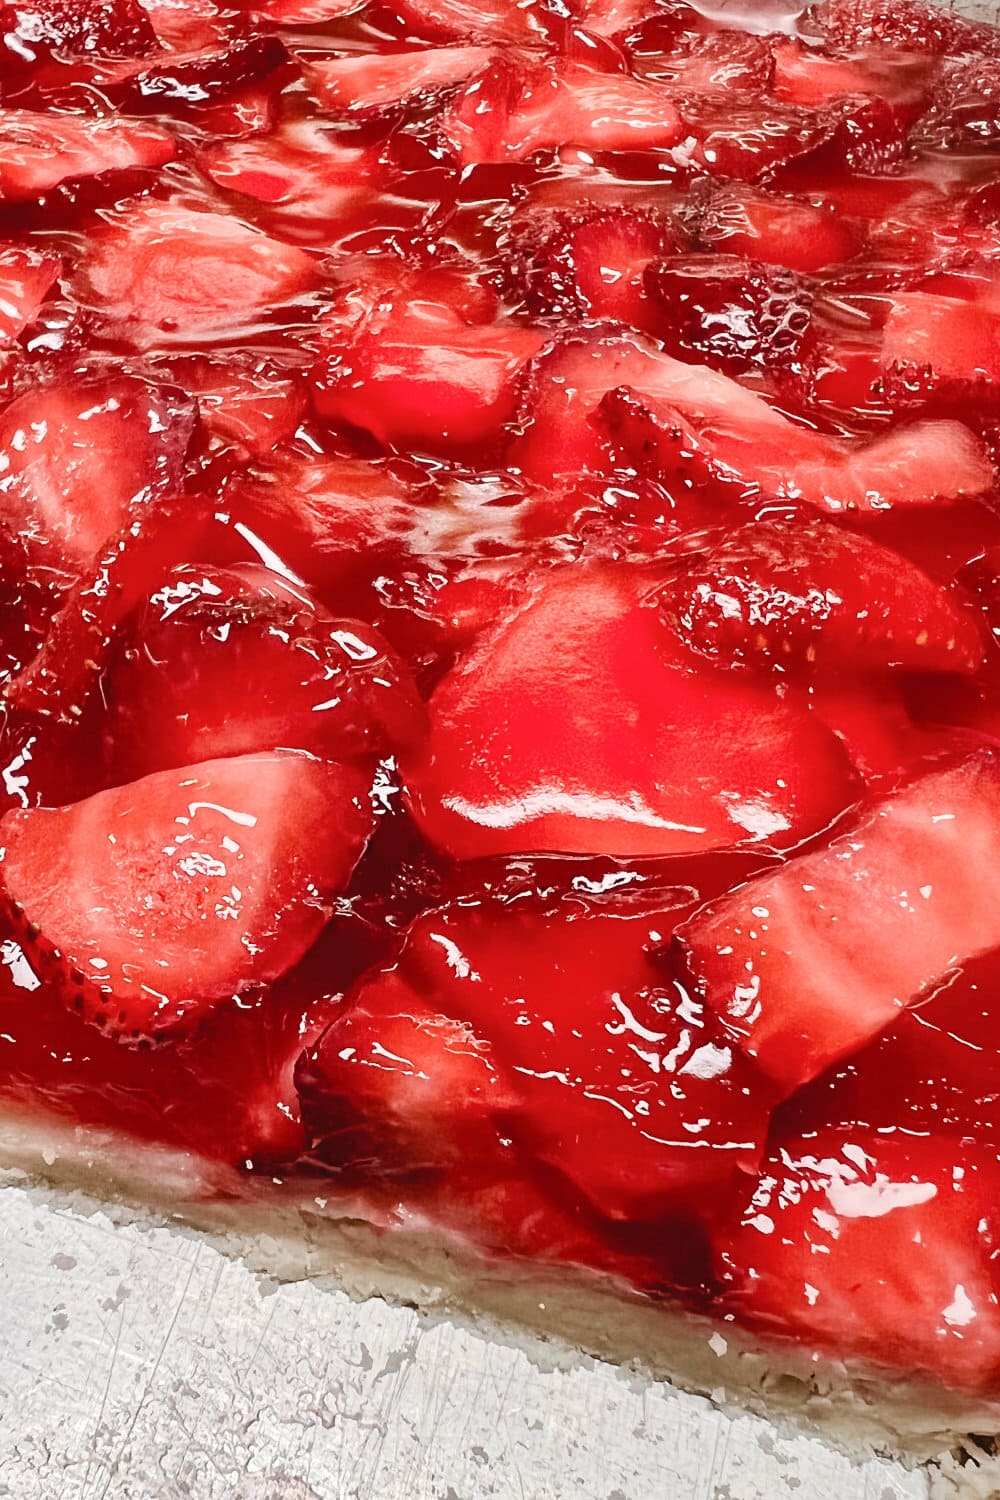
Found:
[199,121,372,226]
[103,34,290,115]
[0,373,197,573]
[403,562,857,860]
[297,982,517,1180]
[75,202,319,332]
[0,110,175,202]
[719,1131,1000,1389]
[677,750,1000,1095]
[141,355,306,459]
[656,517,985,676]
[441,57,684,165]
[0,751,376,1040]
[300,895,771,1224]
[103,563,427,779]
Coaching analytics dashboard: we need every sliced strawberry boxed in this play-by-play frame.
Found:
[237,0,363,17]
[0,110,174,202]
[881,293,1000,402]
[306,45,494,115]
[0,751,376,1040]
[719,1132,1000,1388]
[222,455,422,600]
[0,756,374,1038]
[656,518,985,676]
[312,298,545,458]
[142,355,305,459]
[913,55,1000,152]
[677,750,1000,1094]
[507,206,675,327]
[199,122,372,224]
[9,457,421,723]
[297,982,516,1180]
[631,29,774,95]
[103,564,426,778]
[770,36,931,110]
[300,895,771,1223]
[678,99,833,183]
[644,256,813,376]
[317,253,499,344]
[137,0,227,50]
[75,202,319,332]
[391,0,549,43]
[0,373,196,573]
[0,245,61,344]
[813,0,1000,55]
[600,380,995,514]
[103,34,289,114]
[0,0,158,61]
[441,57,684,165]
[683,183,864,275]
[404,562,857,860]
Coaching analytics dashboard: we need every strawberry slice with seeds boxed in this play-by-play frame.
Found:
[913,55,1000,152]
[0,373,197,573]
[679,99,834,183]
[75,202,319,332]
[300,895,771,1223]
[0,110,175,202]
[0,0,158,61]
[656,518,985,676]
[103,564,427,779]
[881,292,1000,401]
[9,455,422,723]
[600,380,995,513]
[507,207,675,327]
[644,256,813,376]
[0,245,61,343]
[404,562,857,860]
[813,0,1000,54]
[683,183,863,275]
[0,751,376,1041]
[306,45,494,115]
[719,1132,1000,1388]
[677,750,1000,1095]
[441,57,684,165]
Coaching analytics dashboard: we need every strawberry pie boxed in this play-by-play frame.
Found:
[4,0,1000,1459]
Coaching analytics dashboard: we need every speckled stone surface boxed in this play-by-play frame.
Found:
[0,1191,937,1500]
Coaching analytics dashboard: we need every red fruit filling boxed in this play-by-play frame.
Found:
[0,0,999,1400]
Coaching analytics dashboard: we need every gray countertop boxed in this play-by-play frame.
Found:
[0,1188,940,1500]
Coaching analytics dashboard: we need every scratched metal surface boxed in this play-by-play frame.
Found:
[2,1,1000,1496]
